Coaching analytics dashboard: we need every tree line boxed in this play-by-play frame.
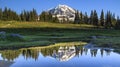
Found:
[0,7,59,22]
[74,10,120,29]
[0,7,38,21]
[0,7,120,29]
[39,11,59,23]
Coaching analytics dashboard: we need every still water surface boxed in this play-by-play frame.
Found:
[0,44,120,67]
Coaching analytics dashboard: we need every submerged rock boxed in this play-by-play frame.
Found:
[9,34,23,38]
[0,31,6,40]
[6,33,24,41]
[0,31,6,34]
[0,31,24,41]
[92,36,97,39]
[89,36,108,39]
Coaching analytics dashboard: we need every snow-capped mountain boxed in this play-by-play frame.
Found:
[48,4,76,22]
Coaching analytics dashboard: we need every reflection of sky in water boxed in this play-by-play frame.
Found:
[0,54,3,60]
[11,49,120,67]
[0,46,120,67]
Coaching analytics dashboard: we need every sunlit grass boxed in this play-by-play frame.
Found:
[28,41,87,49]
[0,21,95,28]
[0,41,53,49]
[0,21,120,49]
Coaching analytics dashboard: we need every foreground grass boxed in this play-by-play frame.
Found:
[0,21,120,49]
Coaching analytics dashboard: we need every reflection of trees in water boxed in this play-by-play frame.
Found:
[113,49,120,54]
[1,50,21,61]
[80,46,84,56]
[22,49,39,61]
[100,49,104,57]
[0,49,39,61]
[84,48,88,55]
[90,49,98,57]
[40,47,59,57]
[104,49,111,56]
[0,46,113,61]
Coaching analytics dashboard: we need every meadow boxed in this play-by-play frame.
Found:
[0,21,120,49]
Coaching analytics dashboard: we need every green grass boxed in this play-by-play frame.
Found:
[94,37,120,48]
[0,21,95,28]
[28,41,87,49]
[0,21,120,49]
[0,41,53,49]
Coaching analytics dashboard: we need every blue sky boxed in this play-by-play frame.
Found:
[0,0,120,16]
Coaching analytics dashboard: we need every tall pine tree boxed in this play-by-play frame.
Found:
[79,12,83,24]
[83,12,89,24]
[90,10,94,24]
[115,16,120,29]
[0,8,2,20]
[100,10,104,26]
[93,10,98,26]
[2,7,8,21]
[74,10,80,24]
[111,13,116,27]
[31,9,38,21]
[105,11,112,29]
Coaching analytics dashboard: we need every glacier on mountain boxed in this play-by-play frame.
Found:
[48,4,76,22]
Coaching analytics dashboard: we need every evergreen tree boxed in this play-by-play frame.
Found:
[39,11,46,22]
[52,15,59,23]
[44,12,49,22]
[2,7,8,21]
[23,10,27,21]
[20,9,38,22]
[31,9,38,21]
[74,10,80,24]
[7,8,11,20]
[89,10,94,24]
[48,13,53,22]
[105,11,112,29]
[39,11,55,22]
[80,12,83,24]
[100,10,104,26]
[29,11,32,21]
[111,13,116,27]
[7,8,19,21]
[93,10,98,26]
[83,12,89,24]
[115,16,120,29]
[0,8,3,20]
[26,11,30,21]
[1,7,19,21]
[20,11,25,21]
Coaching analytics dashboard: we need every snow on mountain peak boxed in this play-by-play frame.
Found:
[48,4,76,22]
[49,4,76,14]
[57,4,75,12]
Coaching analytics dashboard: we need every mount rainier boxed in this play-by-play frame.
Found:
[48,4,77,22]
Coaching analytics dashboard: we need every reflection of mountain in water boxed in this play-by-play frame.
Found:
[0,45,116,62]
[52,46,76,62]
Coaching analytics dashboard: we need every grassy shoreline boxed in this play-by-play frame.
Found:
[0,21,120,49]
[27,41,87,49]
